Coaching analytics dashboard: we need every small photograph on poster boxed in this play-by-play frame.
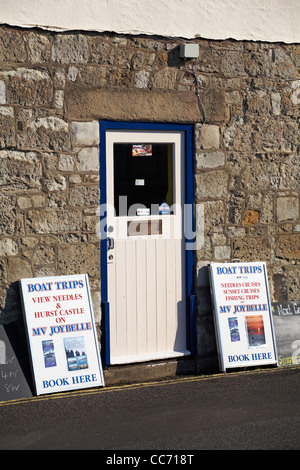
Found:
[245,315,266,348]
[228,317,240,342]
[64,336,88,371]
[42,340,57,368]
[132,144,152,157]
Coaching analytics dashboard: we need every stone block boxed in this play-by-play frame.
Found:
[53,34,89,64]
[271,92,281,115]
[76,147,99,171]
[225,116,299,154]
[108,68,132,87]
[26,209,82,234]
[59,154,75,171]
[83,215,98,232]
[89,40,114,65]
[225,90,241,105]
[0,211,16,235]
[197,235,212,258]
[17,195,46,209]
[7,258,33,283]
[196,151,225,169]
[220,50,247,77]
[273,273,287,302]
[195,171,228,199]
[211,233,227,245]
[244,90,271,117]
[17,197,32,210]
[44,174,67,191]
[19,116,70,152]
[54,90,64,109]
[0,27,26,63]
[197,125,220,150]
[27,32,51,63]
[0,106,15,147]
[247,193,263,209]
[65,85,208,123]
[243,210,260,226]
[276,197,299,222]
[69,175,82,184]
[232,237,271,261]
[57,243,100,278]
[271,48,298,80]
[68,185,100,206]
[149,68,177,90]
[46,192,67,209]
[77,66,107,87]
[0,258,7,284]
[227,227,246,238]
[1,68,53,106]
[287,269,300,300]
[32,245,56,266]
[202,200,225,234]
[135,70,150,88]
[261,193,274,224]
[53,69,66,88]
[200,89,226,124]
[214,245,231,260]
[91,290,101,323]
[0,239,19,256]
[0,150,42,191]
[276,235,300,261]
[43,153,58,171]
[20,237,39,250]
[0,81,6,104]
[0,194,15,210]
[67,66,79,82]
[72,121,99,146]
[239,155,277,190]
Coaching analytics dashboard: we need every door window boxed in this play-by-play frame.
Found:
[113,143,173,216]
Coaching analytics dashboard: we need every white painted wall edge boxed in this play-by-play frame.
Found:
[0,0,299,44]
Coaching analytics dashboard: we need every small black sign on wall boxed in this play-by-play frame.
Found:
[0,322,33,402]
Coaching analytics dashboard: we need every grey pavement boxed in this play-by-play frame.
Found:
[0,365,299,451]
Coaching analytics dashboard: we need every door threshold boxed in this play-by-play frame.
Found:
[104,354,196,386]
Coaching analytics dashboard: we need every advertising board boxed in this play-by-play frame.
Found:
[272,301,300,367]
[0,322,33,401]
[209,262,278,372]
[19,274,104,395]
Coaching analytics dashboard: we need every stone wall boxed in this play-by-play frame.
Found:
[0,25,299,371]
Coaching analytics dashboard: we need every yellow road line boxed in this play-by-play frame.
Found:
[1,365,299,408]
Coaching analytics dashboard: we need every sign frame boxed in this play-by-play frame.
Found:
[19,274,104,395]
[209,262,278,372]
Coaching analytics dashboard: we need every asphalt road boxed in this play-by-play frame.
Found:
[0,366,299,451]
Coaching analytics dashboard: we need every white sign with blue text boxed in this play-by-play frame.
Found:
[209,262,278,372]
[20,274,104,395]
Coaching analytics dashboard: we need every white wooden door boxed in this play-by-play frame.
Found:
[106,130,189,364]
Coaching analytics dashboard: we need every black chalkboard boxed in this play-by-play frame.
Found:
[0,322,33,401]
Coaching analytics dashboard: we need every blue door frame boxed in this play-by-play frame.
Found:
[99,121,196,367]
